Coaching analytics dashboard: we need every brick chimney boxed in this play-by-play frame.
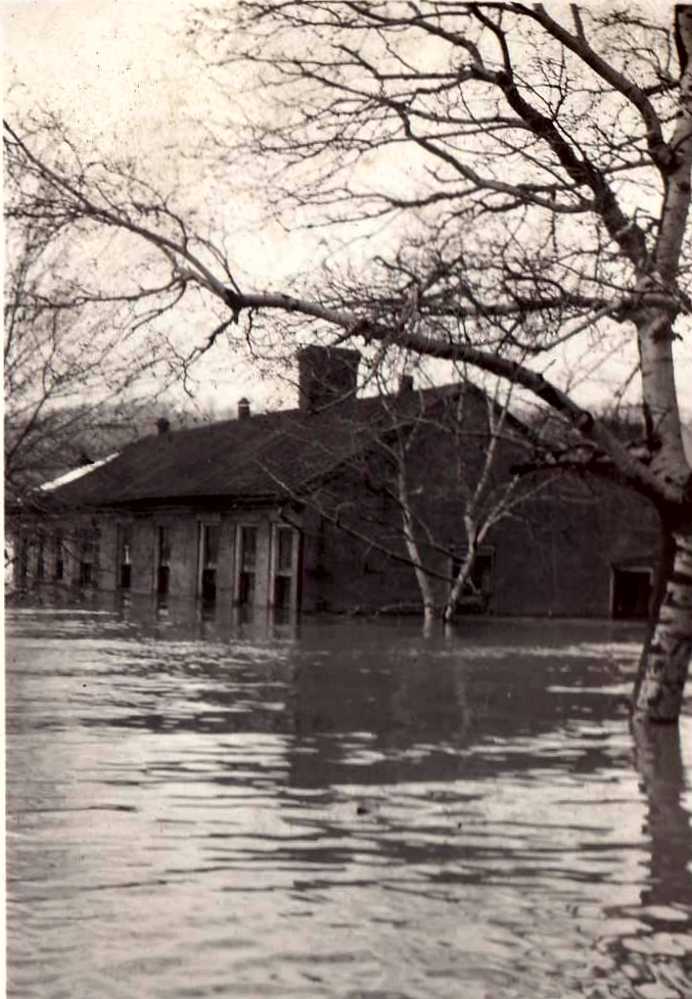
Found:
[298,346,361,413]
[238,398,251,420]
[156,417,170,435]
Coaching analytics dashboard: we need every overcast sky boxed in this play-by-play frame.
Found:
[4,1,197,152]
[3,0,692,419]
[3,0,315,414]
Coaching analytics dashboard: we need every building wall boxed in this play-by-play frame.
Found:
[10,505,305,614]
[9,512,110,595]
[9,411,659,621]
[299,452,421,614]
[299,392,519,615]
[298,425,659,618]
[119,509,288,608]
[490,479,658,617]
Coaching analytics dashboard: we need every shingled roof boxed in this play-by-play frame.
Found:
[44,384,467,510]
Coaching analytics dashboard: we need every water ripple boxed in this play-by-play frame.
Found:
[6,608,692,999]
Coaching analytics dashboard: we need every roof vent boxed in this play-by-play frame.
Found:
[238,398,251,420]
[156,417,170,435]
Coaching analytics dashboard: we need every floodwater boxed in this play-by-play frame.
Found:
[6,601,692,999]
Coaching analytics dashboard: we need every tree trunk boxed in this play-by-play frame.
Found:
[633,526,692,722]
[397,467,437,625]
[630,716,692,908]
[442,540,477,623]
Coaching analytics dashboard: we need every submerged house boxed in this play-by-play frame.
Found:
[9,346,659,619]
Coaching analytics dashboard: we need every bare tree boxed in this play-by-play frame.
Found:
[350,367,551,627]
[251,352,588,627]
[3,160,194,508]
[3,4,692,720]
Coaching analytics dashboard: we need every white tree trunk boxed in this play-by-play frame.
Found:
[631,8,692,721]
[442,538,477,624]
[397,467,436,626]
[633,528,692,722]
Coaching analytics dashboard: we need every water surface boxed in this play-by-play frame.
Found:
[6,604,692,998]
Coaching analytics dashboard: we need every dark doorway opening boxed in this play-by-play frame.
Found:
[612,567,651,619]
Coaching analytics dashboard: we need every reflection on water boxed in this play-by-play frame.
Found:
[6,599,692,999]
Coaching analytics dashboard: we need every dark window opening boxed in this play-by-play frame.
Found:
[54,534,64,581]
[237,526,258,606]
[237,571,255,607]
[451,552,493,594]
[36,534,45,581]
[273,573,292,610]
[157,565,170,596]
[119,526,133,590]
[276,527,293,573]
[240,526,256,568]
[78,529,99,589]
[273,527,296,610]
[450,550,493,610]
[612,568,651,619]
[201,567,216,604]
[200,524,220,605]
[19,536,29,585]
[157,526,172,596]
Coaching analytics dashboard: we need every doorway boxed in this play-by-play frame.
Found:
[611,566,652,619]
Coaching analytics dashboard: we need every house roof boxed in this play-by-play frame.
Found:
[44,384,476,510]
[40,453,119,492]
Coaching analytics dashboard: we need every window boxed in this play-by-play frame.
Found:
[79,528,99,588]
[53,533,64,582]
[18,534,29,586]
[272,525,297,611]
[36,532,45,581]
[118,525,133,590]
[157,526,172,596]
[276,527,293,573]
[236,525,258,606]
[450,549,493,608]
[199,523,220,605]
